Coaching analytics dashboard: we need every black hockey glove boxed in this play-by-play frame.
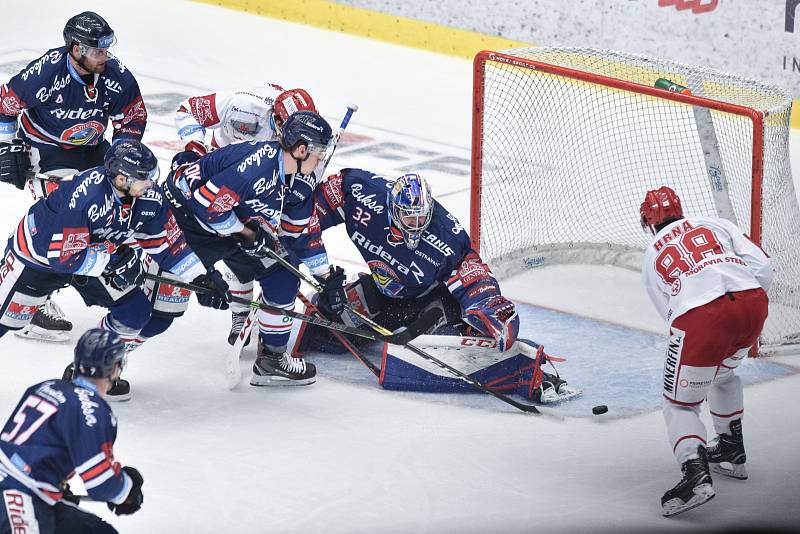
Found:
[108,466,144,516]
[192,270,230,310]
[102,247,144,291]
[237,222,283,260]
[0,139,32,190]
[314,265,347,318]
[60,482,81,505]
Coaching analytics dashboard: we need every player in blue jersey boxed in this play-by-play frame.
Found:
[0,140,229,400]
[291,170,576,401]
[0,329,143,534]
[161,86,317,348]
[0,11,148,341]
[164,110,333,386]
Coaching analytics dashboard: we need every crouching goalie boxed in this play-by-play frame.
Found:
[291,169,578,403]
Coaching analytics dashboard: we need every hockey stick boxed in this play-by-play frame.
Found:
[223,105,360,387]
[296,291,381,377]
[142,273,440,345]
[224,295,258,389]
[256,252,553,414]
[320,104,358,173]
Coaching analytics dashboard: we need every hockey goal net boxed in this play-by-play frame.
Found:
[471,47,798,348]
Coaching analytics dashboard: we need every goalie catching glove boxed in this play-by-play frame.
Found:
[464,295,520,352]
[0,139,32,190]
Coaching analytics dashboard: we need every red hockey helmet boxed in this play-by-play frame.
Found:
[640,186,683,232]
[273,88,317,127]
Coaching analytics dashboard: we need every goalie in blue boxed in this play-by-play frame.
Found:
[291,170,578,403]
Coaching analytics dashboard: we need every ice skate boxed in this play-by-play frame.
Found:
[707,419,748,480]
[661,446,715,517]
[63,363,131,401]
[15,298,72,343]
[532,372,581,403]
[250,343,316,386]
[227,310,252,347]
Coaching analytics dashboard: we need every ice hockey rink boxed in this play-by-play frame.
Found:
[1,1,799,532]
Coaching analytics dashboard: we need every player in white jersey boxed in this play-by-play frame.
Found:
[170,84,316,344]
[639,186,773,518]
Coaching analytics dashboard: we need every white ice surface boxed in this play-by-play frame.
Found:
[1,2,799,533]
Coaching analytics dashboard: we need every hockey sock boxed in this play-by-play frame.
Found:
[663,401,707,464]
[708,371,744,435]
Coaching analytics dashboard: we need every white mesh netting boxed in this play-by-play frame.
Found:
[472,47,798,347]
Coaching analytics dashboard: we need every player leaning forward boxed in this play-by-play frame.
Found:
[639,186,773,517]
[0,140,228,400]
[0,330,144,534]
[171,84,317,345]
[163,111,334,386]
[0,11,148,341]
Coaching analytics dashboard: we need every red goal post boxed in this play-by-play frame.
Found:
[470,47,798,349]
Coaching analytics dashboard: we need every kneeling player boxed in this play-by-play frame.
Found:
[292,170,576,402]
[640,186,773,517]
[0,140,229,400]
[0,329,144,534]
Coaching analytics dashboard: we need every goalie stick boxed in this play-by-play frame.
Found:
[296,291,381,377]
[222,104,359,387]
[257,248,559,415]
[142,272,440,345]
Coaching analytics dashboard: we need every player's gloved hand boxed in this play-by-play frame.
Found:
[0,139,32,190]
[108,466,144,516]
[61,482,81,505]
[102,247,144,291]
[237,222,282,260]
[314,265,347,318]
[192,270,230,310]
[464,295,520,352]
[170,140,208,171]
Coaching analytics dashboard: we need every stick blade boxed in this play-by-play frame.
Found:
[383,308,443,345]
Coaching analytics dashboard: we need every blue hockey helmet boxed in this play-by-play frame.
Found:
[280,111,332,153]
[104,140,160,187]
[388,173,433,250]
[63,12,116,50]
[73,328,127,379]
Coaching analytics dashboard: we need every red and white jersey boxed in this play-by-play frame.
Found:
[641,216,774,323]
[175,84,284,149]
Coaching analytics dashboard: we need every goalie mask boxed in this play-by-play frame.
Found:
[640,186,683,234]
[388,173,433,250]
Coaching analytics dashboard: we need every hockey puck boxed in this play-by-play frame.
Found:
[592,405,608,415]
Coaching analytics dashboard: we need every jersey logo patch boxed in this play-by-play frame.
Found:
[61,228,91,258]
[0,85,23,115]
[209,186,239,214]
[457,253,491,286]
[60,121,104,145]
[369,260,403,296]
[189,94,218,125]
[121,96,148,124]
